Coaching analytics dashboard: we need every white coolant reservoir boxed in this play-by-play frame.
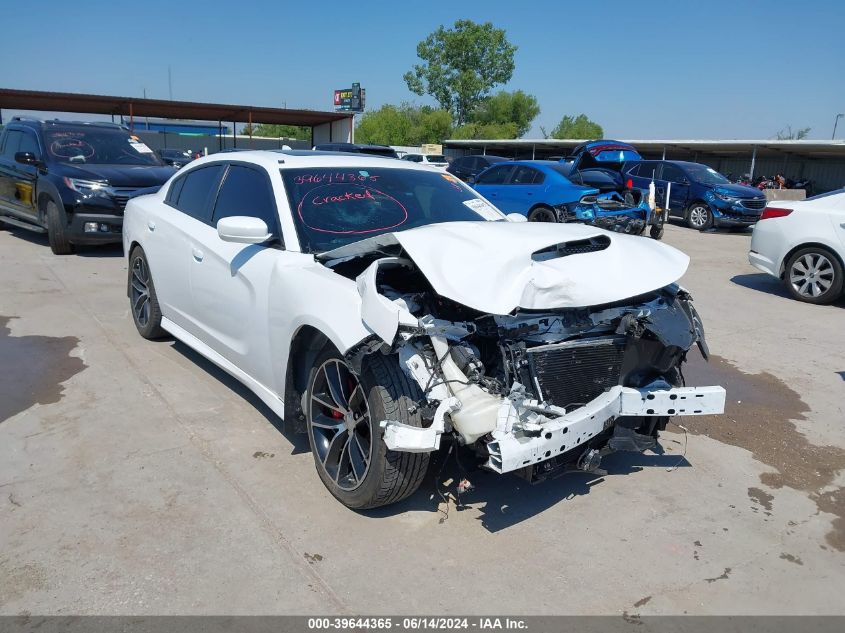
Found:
[429,335,501,444]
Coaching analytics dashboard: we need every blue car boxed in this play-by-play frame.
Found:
[623,160,767,230]
[472,160,650,234]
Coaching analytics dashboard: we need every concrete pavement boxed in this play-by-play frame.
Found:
[1,223,842,615]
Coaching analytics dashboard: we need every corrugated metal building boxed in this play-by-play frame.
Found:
[443,139,845,193]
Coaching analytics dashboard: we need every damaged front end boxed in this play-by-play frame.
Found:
[557,192,651,236]
[326,225,725,483]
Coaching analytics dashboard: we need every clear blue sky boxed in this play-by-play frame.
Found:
[3,0,844,139]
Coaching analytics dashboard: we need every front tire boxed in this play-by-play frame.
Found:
[128,246,166,339]
[306,348,429,509]
[45,200,74,255]
[784,247,844,304]
[686,202,713,231]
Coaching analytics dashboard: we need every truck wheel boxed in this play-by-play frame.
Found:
[528,206,557,222]
[784,246,844,305]
[686,203,713,231]
[306,349,429,509]
[649,224,664,240]
[128,246,166,339]
[45,200,74,255]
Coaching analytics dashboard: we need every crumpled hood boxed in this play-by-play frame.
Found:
[322,221,689,314]
[712,183,764,199]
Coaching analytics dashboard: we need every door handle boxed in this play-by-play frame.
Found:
[147,220,156,231]
[192,247,204,262]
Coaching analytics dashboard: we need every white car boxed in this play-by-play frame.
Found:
[749,190,845,304]
[124,150,725,509]
[401,153,450,169]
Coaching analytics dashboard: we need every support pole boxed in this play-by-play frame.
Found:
[248,111,253,148]
[662,146,666,160]
[129,102,134,132]
[233,121,236,148]
[218,121,223,151]
[532,144,535,160]
[749,146,757,180]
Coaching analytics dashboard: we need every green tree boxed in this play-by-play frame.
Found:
[776,125,811,140]
[249,123,312,140]
[451,122,519,140]
[404,20,517,125]
[549,114,604,139]
[355,104,452,145]
[471,90,539,137]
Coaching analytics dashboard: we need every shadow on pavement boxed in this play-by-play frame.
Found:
[732,272,845,307]
[365,444,689,531]
[731,272,790,298]
[0,226,123,257]
[170,339,310,455]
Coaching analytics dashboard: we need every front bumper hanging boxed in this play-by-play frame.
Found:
[486,384,725,474]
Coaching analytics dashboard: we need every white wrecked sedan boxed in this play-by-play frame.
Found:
[123,150,726,509]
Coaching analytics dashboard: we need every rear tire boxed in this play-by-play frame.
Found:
[45,200,74,255]
[306,348,429,509]
[528,205,557,222]
[783,246,844,305]
[686,202,713,231]
[128,246,166,339]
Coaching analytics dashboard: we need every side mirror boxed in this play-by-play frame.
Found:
[506,212,527,223]
[15,152,43,167]
[217,216,272,244]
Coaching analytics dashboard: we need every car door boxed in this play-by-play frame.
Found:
[499,165,545,213]
[187,163,282,385]
[0,129,28,217]
[660,163,691,213]
[7,129,41,222]
[144,163,225,333]
[472,164,515,211]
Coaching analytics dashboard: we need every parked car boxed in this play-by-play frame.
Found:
[156,148,195,169]
[446,154,507,181]
[0,118,176,254]
[401,153,449,169]
[560,140,643,193]
[472,160,650,234]
[124,149,724,509]
[313,142,399,159]
[624,160,767,231]
[749,189,845,304]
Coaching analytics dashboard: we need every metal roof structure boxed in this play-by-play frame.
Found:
[444,138,845,159]
[0,88,351,128]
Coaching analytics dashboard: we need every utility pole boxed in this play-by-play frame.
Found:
[833,113,844,140]
[168,66,173,101]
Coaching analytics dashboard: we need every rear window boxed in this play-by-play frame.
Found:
[593,149,641,163]
[280,167,503,253]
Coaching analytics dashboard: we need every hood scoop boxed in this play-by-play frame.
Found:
[531,235,611,262]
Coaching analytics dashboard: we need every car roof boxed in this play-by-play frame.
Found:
[178,149,430,172]
[8,117,130,132]
[494,160,560,168]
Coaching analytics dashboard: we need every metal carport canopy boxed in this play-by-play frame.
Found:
[443,138,845,159]
[0,88,351,127]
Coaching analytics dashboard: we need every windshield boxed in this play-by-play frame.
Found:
[683,163,730,185]
[426,155,448,162]
[281,167,503,253]
[44,127,162,166]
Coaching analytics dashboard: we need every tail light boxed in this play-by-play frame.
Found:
[626,178,633,189]
[759,207,793,220]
